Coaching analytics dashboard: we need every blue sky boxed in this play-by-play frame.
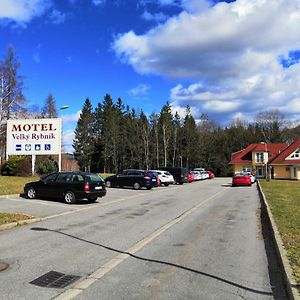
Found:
[1,0,300,151]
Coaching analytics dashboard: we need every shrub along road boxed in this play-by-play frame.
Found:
[0,178,287,300]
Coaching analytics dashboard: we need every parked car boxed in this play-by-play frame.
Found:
[149,170,174,186]
[146,171,160,187]
[243,172,256,183]
[207,170,215,179]
[188,171,195,183]
[191,170,202,181]
[193,167,205,172]
[232,173,252,187]
[24,171,107,204]
[161,167,189,184]
[105,169,155,190]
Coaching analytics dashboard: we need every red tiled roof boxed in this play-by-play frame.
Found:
[269,140,300,165]
[229,143,288,164]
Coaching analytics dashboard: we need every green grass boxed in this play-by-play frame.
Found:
[0,175,39,196]
[0,212,33,226]
[259,180,300,283]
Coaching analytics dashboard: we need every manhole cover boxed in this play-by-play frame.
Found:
[0,262,9,271]
[30,271,81,288]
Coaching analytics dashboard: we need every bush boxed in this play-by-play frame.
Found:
[1,156,31,176]
[36,157,58,176]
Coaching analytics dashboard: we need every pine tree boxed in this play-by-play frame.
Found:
[159,102,174,167]
[139,111,150,169]
[182,105,198,169]
[73,98,95,171]
[41,93,58,118]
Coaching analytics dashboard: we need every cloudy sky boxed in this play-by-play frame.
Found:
[1,0,300,150]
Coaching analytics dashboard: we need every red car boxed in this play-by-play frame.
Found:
[232,173,251,187]
[207,170,215,179]
[188,171,195,183]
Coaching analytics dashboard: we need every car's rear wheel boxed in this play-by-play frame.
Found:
[133,182,141,190]
[64,191,76,204]
[26,187,36,199]
[164,183,169,186]
[106,180,112,188]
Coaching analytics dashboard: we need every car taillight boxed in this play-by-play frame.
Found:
[144,176,151,180]
[84,183,90,192]
[180,173,183,178]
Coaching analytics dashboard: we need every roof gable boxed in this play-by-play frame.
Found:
[229,143,288,165]
[270,140,300,165]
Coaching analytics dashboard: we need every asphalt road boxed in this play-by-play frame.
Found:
[0,178,287,300]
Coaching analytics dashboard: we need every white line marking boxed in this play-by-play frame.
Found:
[54,188,226,300]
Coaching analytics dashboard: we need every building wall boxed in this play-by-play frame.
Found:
[233,164,251,174]
[272,165,291,179]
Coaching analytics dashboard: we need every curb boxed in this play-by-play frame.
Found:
[0,217,42,231]
[0,194,20,199]
[257,181,300,300]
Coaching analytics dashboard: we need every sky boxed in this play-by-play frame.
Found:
[1,0,300,152]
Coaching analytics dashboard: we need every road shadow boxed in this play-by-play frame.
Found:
[31,227,275,297]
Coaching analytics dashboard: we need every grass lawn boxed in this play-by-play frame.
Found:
[0,212,33,226]
[259,180,300,283]
[0,175,39,196]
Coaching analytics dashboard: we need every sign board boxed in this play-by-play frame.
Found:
[6,118,61,156]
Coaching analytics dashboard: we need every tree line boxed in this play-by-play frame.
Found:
[73,96,300,176]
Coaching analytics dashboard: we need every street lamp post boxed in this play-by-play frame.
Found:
[59,106,70,171]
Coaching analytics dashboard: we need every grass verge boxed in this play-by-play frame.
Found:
[259,179,300,283]
[0,212,33,226]
[0,176,39,196]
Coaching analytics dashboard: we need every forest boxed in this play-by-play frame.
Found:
[73,95,300,176]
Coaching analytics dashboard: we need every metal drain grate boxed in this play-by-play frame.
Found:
[30,271,81,288]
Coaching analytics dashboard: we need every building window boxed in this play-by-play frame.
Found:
[255,152,264,163]
[291,149,300,159]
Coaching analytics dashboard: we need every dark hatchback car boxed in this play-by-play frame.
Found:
[105,169,155,190]
[24,171,107,204]
[161,167,189,184]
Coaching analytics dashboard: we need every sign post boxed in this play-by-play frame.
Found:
[6,118,62,175]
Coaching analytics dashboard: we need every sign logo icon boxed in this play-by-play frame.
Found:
[45,144,51,151]
[25,144,31,151]
[35,144,41,151]
[16,144,22,151]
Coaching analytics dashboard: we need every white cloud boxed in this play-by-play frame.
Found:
[141,10,168,22]
[113,0,300,122]
[62,129,75,153]
[62,110,81,123]
[128,83,151,96]
[0,0,51,25]
[48,9,66,24]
